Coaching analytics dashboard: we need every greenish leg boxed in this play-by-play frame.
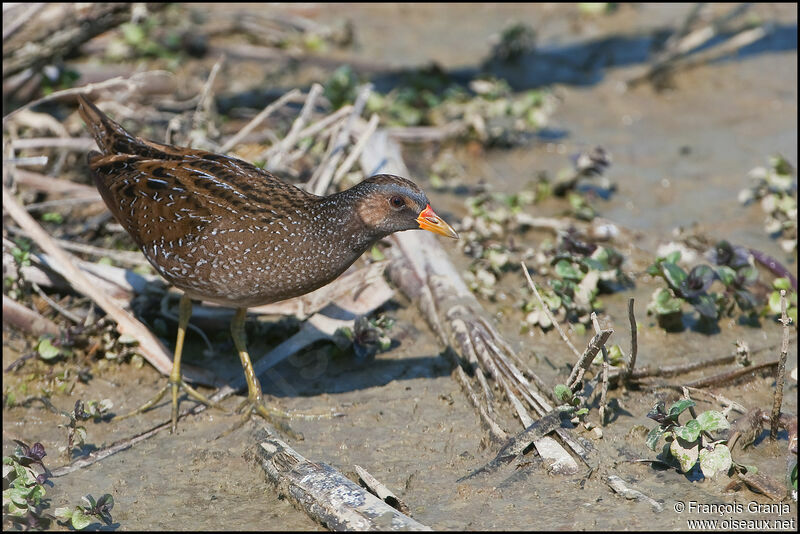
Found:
[230,308,301,438]
[114,293,225,432]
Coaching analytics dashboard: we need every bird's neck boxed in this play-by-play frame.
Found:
[308,187,383,258]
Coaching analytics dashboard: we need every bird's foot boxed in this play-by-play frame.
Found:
[217,396,304,440]
[113,378,226,433]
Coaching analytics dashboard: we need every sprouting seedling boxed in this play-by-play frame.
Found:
[54,494,114,530]
[60,400,91,459]
[554,384,588,421]
[646,398,732,478]
[53,398,113,460]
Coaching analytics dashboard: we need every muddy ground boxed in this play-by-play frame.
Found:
[3,3,797,531]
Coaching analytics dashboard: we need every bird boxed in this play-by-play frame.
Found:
[76,95,458,433]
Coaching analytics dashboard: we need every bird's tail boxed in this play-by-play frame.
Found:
[77,95,209,160]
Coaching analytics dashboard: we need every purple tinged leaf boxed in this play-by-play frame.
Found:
[685,265,715,297]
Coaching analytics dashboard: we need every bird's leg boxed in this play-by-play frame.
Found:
[114,293,225,432]
[230,308,301,438]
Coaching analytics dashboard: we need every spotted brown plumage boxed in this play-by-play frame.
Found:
[77,95,458,432]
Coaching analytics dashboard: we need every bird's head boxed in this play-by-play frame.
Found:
[352,174,458,239]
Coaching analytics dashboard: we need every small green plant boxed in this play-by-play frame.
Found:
[36,335,69,362]
[765,278,798,324]
[739,155,797,253]
[3,441,115,530]
[106,19,179,61]
[324,65,554,146]
[554,384,589,421]
[646,399,732,478]
[55,494,114,530]
[10,238,31,268]
[2,440,50,530]
[40,66,81,95]
[58,399,112,459]
[336,315,395,361]
[487,22,536,63]
[40,212,64,224]
[647,243,766,331]
[526,242,627,328]
[567,192,596,220]
[323,65,360,109]
[646,287,684,331]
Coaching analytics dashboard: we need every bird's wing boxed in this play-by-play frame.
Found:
[88,154,309,248]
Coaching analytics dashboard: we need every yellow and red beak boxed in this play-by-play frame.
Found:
[416,204,459,239]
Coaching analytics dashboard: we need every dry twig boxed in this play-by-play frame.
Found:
[592,313,610,426]
[3,72,176,126]
[333,113,380,184]
[264,84,322,167]
[566,328,613,392]
[219,89,303,153]
[355,465,411,515]
[2,294,61,337]
[307,83,372,195]
[770,290,791,440]
[625,297,638,380]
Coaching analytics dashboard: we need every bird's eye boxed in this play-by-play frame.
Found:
[389,195,405,209]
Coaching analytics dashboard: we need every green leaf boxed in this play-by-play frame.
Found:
[768,291,783,315]
[668,399,696,418]
[41,212,64,224]
[664,250,681,264]
[122,23,147,46]
[37,337,61,360]
[71,507,94,530]
[670,436,699,473]
[716,266,736,286]
[699,444,732,478]
[554,384,572,404]
[369,245,385,261]
[554,259,582,280]
[28,483,45,504]
[581,258,606,272]
[738,265,759,286]
[673,419,702,442]
[13,462,37,486]
[54,506,74,522]
[607,345,625,366]
[7,485,32,506]
[661,262,687,290]
[696,410,729,432]
[648,288,682,315]
[646,426,664,451]
[773,277,791,291]
[5,498,28,517]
